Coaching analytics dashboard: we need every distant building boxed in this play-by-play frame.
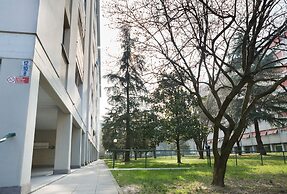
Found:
[206,122,287,153]
[237,125,287,153]
[0,0,101,193]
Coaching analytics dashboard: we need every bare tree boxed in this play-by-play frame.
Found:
[105,0,287,186]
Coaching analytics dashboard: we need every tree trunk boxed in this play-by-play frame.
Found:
[199,149,204,159]
[212,124,235,187]
[236,141,242,155]
[153,150,157,159]
[134,150,137,160]
[254,118,267,155]
[124,151,130,162]
[195,140,204,159]
[176,138,182,164]
[212,151,230,187]
[124,67,131,162]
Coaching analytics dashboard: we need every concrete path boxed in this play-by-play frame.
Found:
[30,160,123,194]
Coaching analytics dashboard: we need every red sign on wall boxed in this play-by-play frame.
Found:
[7,76,30,84]
[16,77,30,84]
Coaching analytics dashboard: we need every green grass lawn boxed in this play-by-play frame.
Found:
[105,153,287,193]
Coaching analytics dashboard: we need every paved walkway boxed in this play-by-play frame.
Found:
[30,160,123,194]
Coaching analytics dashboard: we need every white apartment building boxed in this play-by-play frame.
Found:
[184,123,287,154]
[237,124,287,153]
[0,0,101,193]
[206,122,287,153]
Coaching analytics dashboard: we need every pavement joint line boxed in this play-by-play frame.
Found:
[29,173,68,194]
[72,184,80,194]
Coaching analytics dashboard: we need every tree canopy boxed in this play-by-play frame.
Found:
[105,0,287,186]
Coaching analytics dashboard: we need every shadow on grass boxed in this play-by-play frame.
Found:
[112,167,212,193]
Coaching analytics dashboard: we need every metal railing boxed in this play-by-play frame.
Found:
[0,133,16,143]
[106,148,286,168]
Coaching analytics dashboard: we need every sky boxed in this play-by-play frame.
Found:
[99,7,120,119]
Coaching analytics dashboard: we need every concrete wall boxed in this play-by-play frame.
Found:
[32,130,56,167]
[0,0,101,192]
[36,0,66,85]
[0,0,39,33]
[0,3,40,191]
[0,58,40,193]
[36,0,87,118]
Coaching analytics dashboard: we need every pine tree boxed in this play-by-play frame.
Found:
[103,25,146,162]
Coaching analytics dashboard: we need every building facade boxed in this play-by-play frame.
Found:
[0,0,101,193]
[206,122,287,153]
[233,123,287,153]
[184,123,287,155]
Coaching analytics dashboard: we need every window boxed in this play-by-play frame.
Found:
[75,65,83,96]
[62,12,71,61]
[91,115,93,129]
[78,12,85,51]
[84,0,87,12]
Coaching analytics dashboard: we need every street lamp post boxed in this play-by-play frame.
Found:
[112,139,117,168]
